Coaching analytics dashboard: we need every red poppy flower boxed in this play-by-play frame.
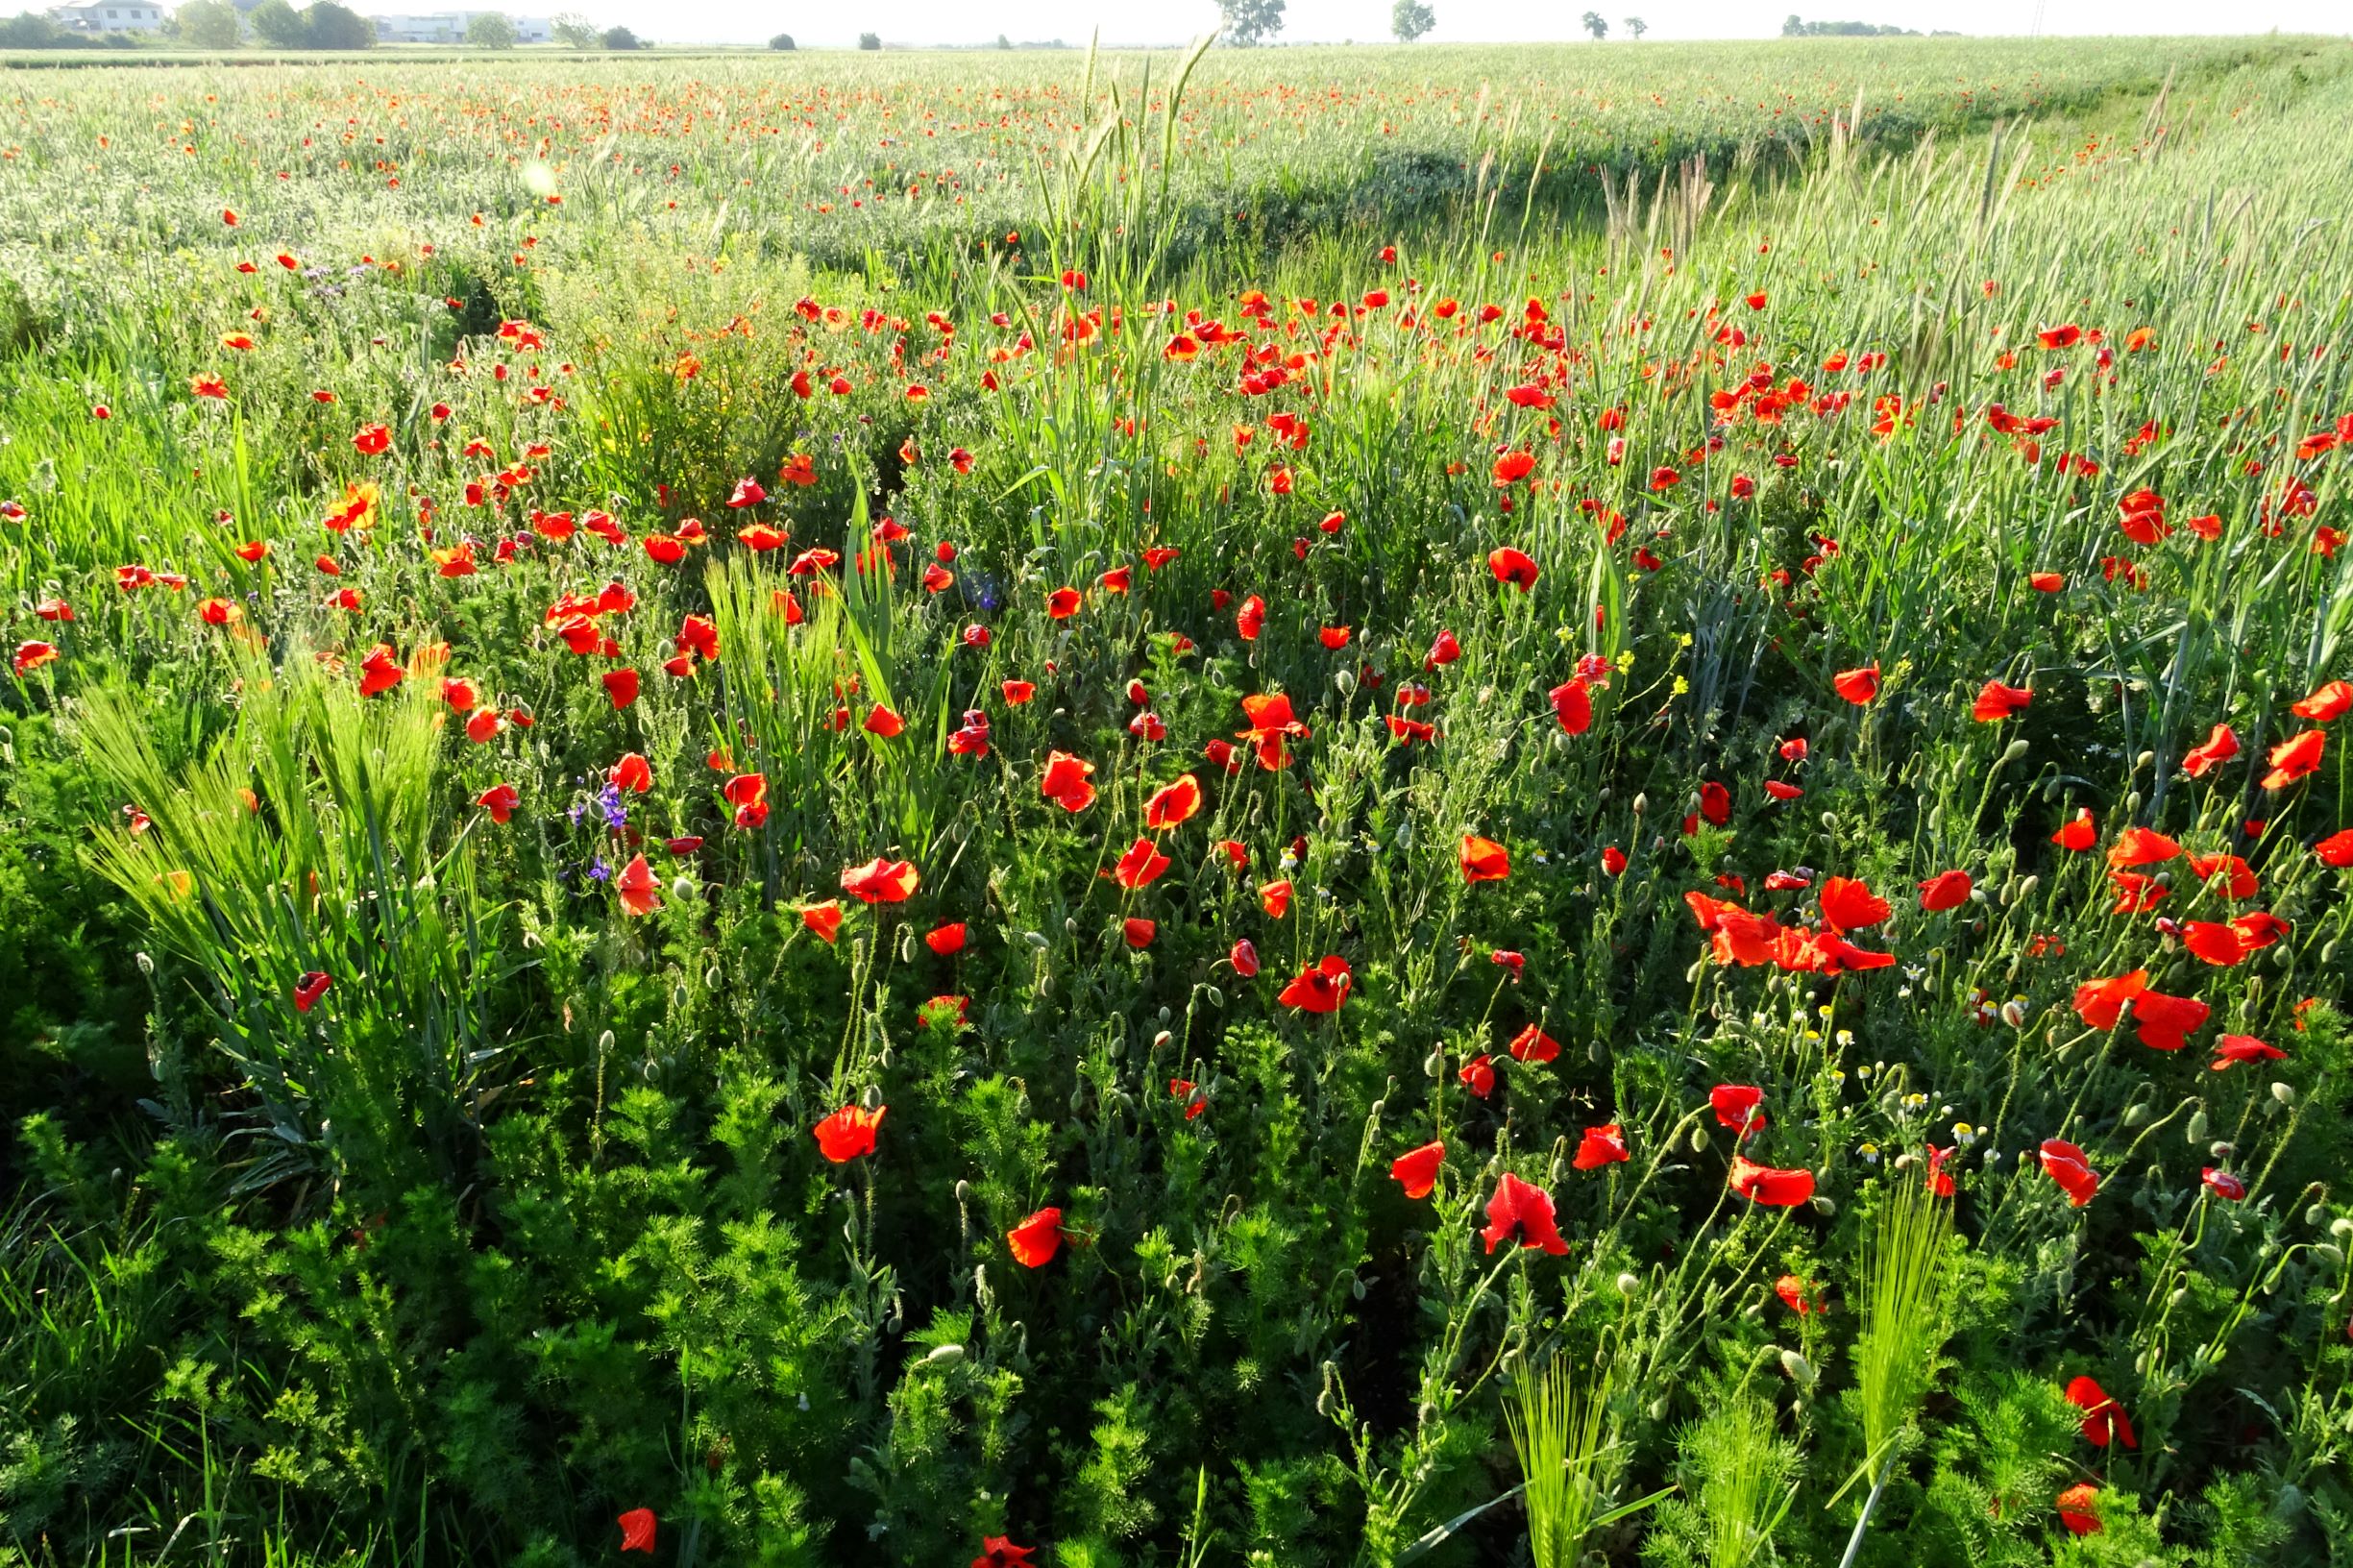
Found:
[1549,678,1593,735]
[814,1104,885,1162]
[1278,955,1352,1014]
[2186,852,2259,898]
[864,704,905,738]
[1728,1156,1815,1206]
[1046,586,1081,619]
[1459,834,1510,883]
[2180,921,2245,967]
[1817,875,1890,932]
[2292,679,2352,721]
[2262,729,2325,789]
[2029,572,2066,592]
[1143,773,1202,830]
[1007,1207,1064,1267]
[727,478,767,508]
[1042,751,1097,812]
[602,669,640,710]
[618,1508,657,1554]
[1391,1140,1445,1199]
[1601,845,1628,875]
[1972,680,2033,722]
[1710,1084,1767,1135]
[2211,1032,2285,1070]
[1122,917,1156,948]
[2055,1483,2099,1535]
[1259,878,1291,918]
[1425,629,1461,670]
[802,901,844,943]
[2319,829,2353,868]
[1237,692,1308,772]
[611,853,662,917]
[1832,665,1880,704]
[477,783,520,823]
[2039,1139,2099,1207]
[1488,547,1540,591]
[2071,970,2148,1030]
[352,423,391,456]
[2050,809,2096,851]
[2064,1377,2137,1449]
[1773,1274,1815,1314]
[1574,1124,1629,1169]
[2107,826,2181,868]
[1507,1023,1558,1064]
[1458,1053,1495,1097]
[1114,837,1171,891]
[1700,780,1732,826]
[925,922,967,956]
[971,1535,1035,1568]
[2183,723,2239,777]
[841,857,919,904]
[2202,1167,2247,1201]
[1918,870,1972,911]
[294,970,331,1013]
[1236,594,1266,640]
[723,773,769,829]
[2130,990,2209,1051]
[13,640,60,676]
[1480,1172,1569,1254]
[357,644,405,697]
[1229,938,1260,977]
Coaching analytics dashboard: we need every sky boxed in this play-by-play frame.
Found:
[607,0,2351,48]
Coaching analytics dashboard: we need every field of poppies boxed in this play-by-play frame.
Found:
[5,31,2353,1568]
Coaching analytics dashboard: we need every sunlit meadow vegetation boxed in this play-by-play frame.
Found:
[4,32,2353,1568]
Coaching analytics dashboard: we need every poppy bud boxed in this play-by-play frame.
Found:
[136,951,154,975]
[1819,811,1838,833]
[1423,1050,1446,1078]
[1648,1395,1671,1421]
[2271,1082,2296,1106]
[2016,874,2039,901]
[2125,790,2143,813]
[2331,1216,2353,1237]
[2121,1103,2146,1128]
[1999,738,2031,765]
[670,875,698,903]
[1204,984,1225,1008]
[2318,1244,2348,1269]
[1688,1126,1708,1153]
[2208,1142,2235,1161]
[1779,1349,1818,1387]
[2135,749,2155,772]
[1999,999,2028,1028]
[2186,1110,2208,1142]
[925,1343,966,1366]
[1615,1271,1640,1296]
[1153,1031,1172,1051]
[1630,793,1647,816]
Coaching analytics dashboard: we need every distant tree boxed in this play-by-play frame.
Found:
[177,0,242,45]
[768,31,794,47]
[550,11,597,46]
[1782,12,1804,32]
[305,2,373,46]
[1580,10,1607,37]
[602,23,641,46]
[1623,13,1645,35]
[856,30,880,47]
[1390,0,1434,39]
[995,32,1012,46]
[0,10,71,45]
[248,0,308,46]
[465,10,518,45]
[1218,0,1284,45]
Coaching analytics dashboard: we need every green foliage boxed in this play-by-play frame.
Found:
[1389,0,1434,41]
[245,0,305,46]
[465,10,518,47]
[1219,0,1285,46]
[174,0,241,47]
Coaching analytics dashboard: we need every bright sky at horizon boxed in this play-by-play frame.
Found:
[608,0,2350,49]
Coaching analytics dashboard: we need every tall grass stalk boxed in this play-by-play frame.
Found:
[1839,1181,1955,1568]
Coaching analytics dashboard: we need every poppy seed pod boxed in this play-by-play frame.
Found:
[2000,738,2032,765]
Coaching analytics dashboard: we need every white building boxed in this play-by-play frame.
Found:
[50,1,166,31]
[371,10,551,41]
